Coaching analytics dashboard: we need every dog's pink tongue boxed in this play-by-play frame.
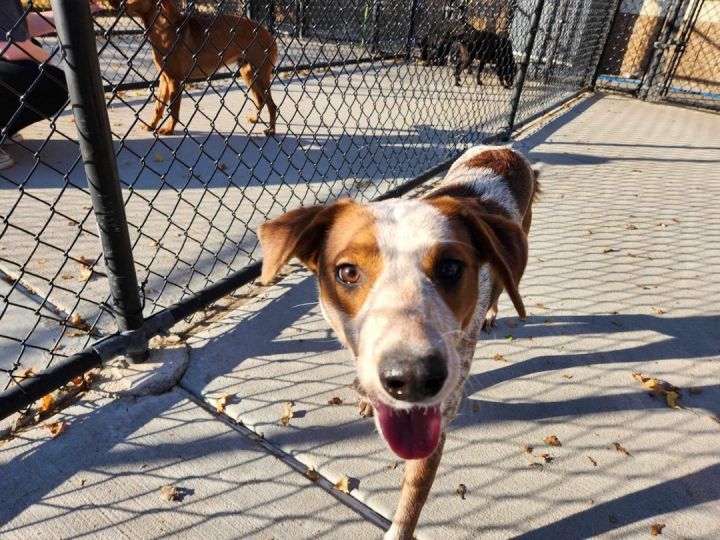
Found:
[375,403,442,460]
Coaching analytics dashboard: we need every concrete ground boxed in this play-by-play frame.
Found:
[0,54,571,379]
[2,94,719,539]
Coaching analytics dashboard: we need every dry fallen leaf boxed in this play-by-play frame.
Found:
[523,445,533,455]
[587,456,598,467]
[305,467,320,481]
[505,320,518,328]
[493,353,507,362]
[215,393,233,414]
[613,442,632,457]
[603,248,620,254]
[72,376,84,386]
[44,421,67,438]
[625,224,637,230]
[160,485,182,502]
[561,374,573,379]
[38,394,55,413]
[671,218,680,224]
[78,266,95,283]
[280,401,294,427]
[528,461,544,470]
[632,372,681,409]
[456,483,467,499]
[536,303,549,310]
[327,396,343,405]
[154,152,165,162]
[11,367,37,386]
[387,462,398,470]
[79,478,86,487]
[608,515,618,523]
[332,475,351,494]
[64,329,87,338]
[651,307,666,315]
[218,162,228,171]
[471,402,480,413]
[538,453,554,463]
[585,229,593,235]
[665,390,681,409]
[650,523,666,536]
[689,387,703,395]
[544,435,562,447]
[69,313,86,327]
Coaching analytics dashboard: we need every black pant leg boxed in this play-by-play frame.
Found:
[0,60,68,136]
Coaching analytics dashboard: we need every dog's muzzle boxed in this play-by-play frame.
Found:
[373,350,447,460]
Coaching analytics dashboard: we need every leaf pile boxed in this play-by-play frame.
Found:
[631,372,681,409]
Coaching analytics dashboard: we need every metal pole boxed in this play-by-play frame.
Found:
[294,0,306,38]
[638,0,685,100]
[504,0,546,139]
[589,0,622,89]
[405,0,419,61]
[51,0,148,363]
[371,0,381,53]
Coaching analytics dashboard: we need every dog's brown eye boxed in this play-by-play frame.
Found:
[436,259,463,282]
[336,264,361,285]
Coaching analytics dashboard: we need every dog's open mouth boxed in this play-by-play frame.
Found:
[375,402,442,460]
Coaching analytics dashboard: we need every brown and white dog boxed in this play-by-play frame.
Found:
[258,145,540,539]
[112,0,277,135]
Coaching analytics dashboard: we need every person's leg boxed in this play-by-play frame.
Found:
[0,60,68,137]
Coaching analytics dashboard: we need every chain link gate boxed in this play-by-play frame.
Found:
[1,0,620,422]
[595,0,720,110]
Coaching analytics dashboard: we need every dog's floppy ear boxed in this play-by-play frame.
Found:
[257,200,349,285]
[431,196,528,318]
[467,212,528,319]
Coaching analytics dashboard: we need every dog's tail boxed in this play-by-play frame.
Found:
[531,162,543,202]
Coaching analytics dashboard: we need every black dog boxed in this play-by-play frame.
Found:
[422,27,517,89]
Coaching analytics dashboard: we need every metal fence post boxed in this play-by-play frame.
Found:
[638,0,686,100]
[295,0,308,39]
[51,0,148,363]
[405,0,419,60]
[504,0,545,139]
[589,0,622,89]
[370,0,381,53]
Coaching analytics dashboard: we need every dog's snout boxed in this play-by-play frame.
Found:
[379,352,448,402]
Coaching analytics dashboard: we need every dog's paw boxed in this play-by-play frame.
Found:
[263,127,276,136]
[141,123,155,132]
[358,398,374,418]
[482,305,498,332]
[246,114,259,124]
[157,126,175,136]
[383,524,415,540]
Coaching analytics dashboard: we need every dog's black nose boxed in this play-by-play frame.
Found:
[379,353,448,402]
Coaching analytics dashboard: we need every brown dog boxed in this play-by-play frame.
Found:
[258,145,540,538]
[113,0,277,135]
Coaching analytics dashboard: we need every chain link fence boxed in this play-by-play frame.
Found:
[0,0,689,420]
[596,0,720,110]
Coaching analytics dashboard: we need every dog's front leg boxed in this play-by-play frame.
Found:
[385,433,446,540]
[144,73,169,132]
[158,76,181,135]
